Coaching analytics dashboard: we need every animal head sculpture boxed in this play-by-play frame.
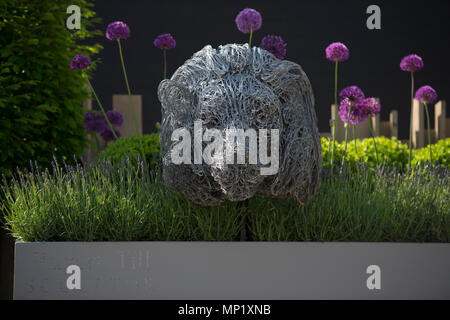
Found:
[158,44,321,206]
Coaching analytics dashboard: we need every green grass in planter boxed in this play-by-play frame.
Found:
[248,164,450,242]
[1,158,449,242]
[1,158,241,241]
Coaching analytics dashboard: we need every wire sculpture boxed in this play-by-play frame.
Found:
[158,44,322,206]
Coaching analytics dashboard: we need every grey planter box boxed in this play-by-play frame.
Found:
[14,241,450,300]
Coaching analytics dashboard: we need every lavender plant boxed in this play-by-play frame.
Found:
[2,158,448,242]
[249,163,450,242]
[2,157,241,241]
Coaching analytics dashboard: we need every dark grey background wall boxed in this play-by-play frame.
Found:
[90,0,450,139]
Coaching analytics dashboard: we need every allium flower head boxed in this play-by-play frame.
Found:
[154,33,176,50]
[70,54,91,70]
[362,97,381,115]
[326,42,349,62]
[101,127,121,142]
[415,85,437,104]
[338,101,370,125]
[339,86,365,104]
[400,54,424,72]
[106,21,130,41]
[107,110,124,127]
[259,35,287,59]
[83,112,106,133]
[235,8,262,34]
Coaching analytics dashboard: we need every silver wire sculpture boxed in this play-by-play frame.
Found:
[158,44,322,206]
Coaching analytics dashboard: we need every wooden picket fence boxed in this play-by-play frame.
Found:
[320,99,449,148]
[82,95,449,161]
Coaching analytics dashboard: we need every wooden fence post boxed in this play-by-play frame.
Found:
[435,100,446,141]
[371,114,380,136]
[412,99,424,148]
[389,110,398,138]
[331,104,345,142]
[113,94,143,136]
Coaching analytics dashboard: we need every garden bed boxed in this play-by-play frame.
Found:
[14,241,450,299]
[3,158,450,299]
[2,159,449,242]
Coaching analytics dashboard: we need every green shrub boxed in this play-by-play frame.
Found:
[97,134,161,166]
[412,138,450,168]
[321,136,410,170]
[321,137,344,168]
[0,0,102,175]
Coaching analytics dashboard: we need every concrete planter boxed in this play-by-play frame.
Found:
[14,241,450,300]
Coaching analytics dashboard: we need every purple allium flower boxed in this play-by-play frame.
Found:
[338,86,368,125]
[83,112,106,133]
[415,85,438,104]
[153,33,176,50]
[400,54,424,72]
[107,110,124,127]
[101,127,121,142]
[70,54,91,70]
[338,101,370,125]
[235,8,262,34]
[106,21,130,41]
[260,35,287,59]
[325,42,349,62]
[362,97,381,115]
[339,86,365,104]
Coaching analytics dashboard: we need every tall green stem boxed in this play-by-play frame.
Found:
[94,134,101,151]
[408,71,414,169]
[352,125,358,154]
[327,128,332,167]
[330,61,339,167]
[424,102,433,165]
[342,107,351,167]
[117,39,140,137]
[117,39,145,159]
[248,27,253,47]
[86,79,118,140]
[368,118,379,166]
[163,49,167,80]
